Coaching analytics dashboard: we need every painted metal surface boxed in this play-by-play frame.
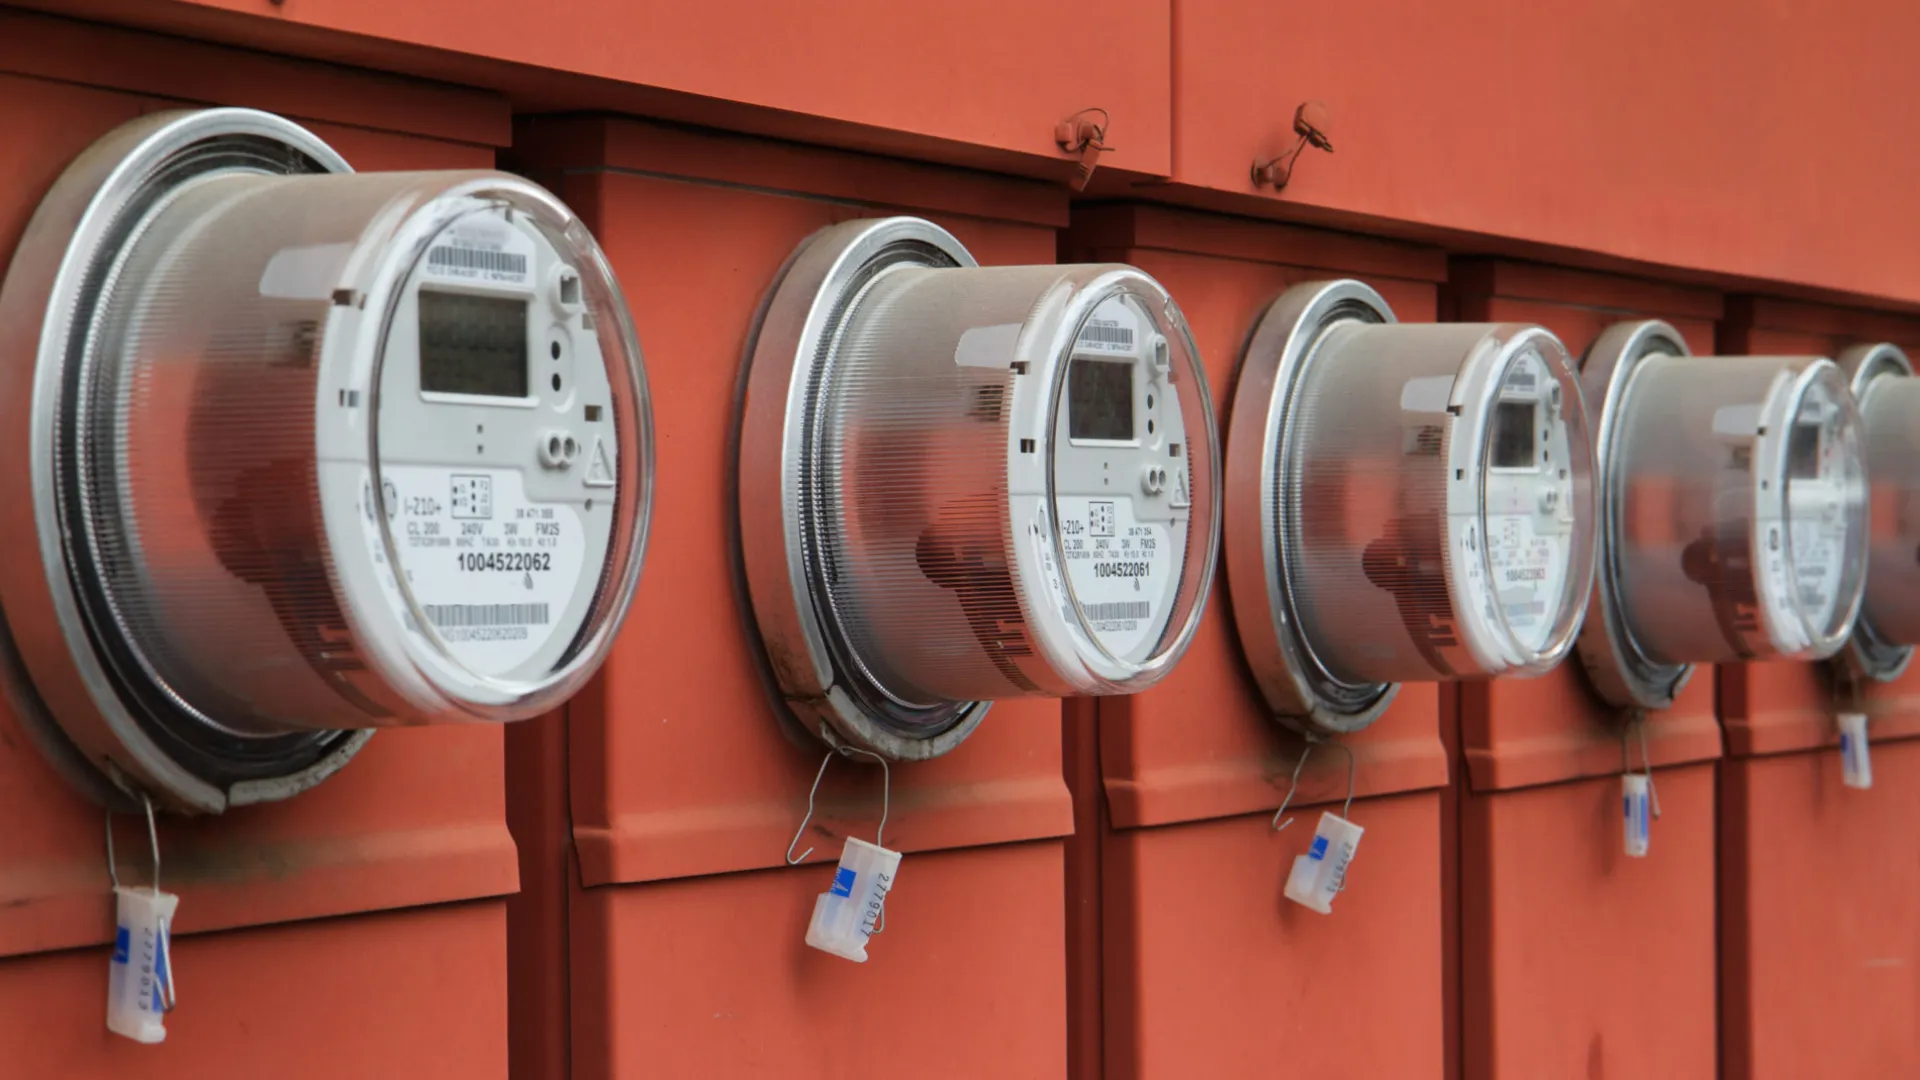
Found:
[1715,296,1920,1080]
[1166,1,1920,303]
[0,16,518,1076]
[506,116,1075,1080]
[14,3,1920,305]
[1447,260,1725,1080]
[1061,205,1449,1080]
[10,0,1171,182]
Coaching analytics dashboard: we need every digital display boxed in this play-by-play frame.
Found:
[1069,359,1134,441]
[419,290,528,398]
[1787,422,1821,479]
[1490,400,1537,468]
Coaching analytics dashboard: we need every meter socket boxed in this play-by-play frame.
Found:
[1225,280,1597,736]
[738,217,1220,760]
[0,109,654,812]
[1576,321,1868,711]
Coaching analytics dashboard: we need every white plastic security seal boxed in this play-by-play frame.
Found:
[1622,773,1652,858]
[1838,712,1873,790]
[1283,811,1363,914]
[108,886,178,1043]
[805,837,901,962]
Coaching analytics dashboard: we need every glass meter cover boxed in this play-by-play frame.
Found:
[1576,321,1867,710]
[0,109,654,812]
[738,217,1220,760]
[1225,280,1596,736]
[1834,343,1919,683]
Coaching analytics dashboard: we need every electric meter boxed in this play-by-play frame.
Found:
[0,109,653,812]
[1577,321,1867,710]
[1835,343,1918,683]
[738,217,1219,760]
[1224,280,1596,736]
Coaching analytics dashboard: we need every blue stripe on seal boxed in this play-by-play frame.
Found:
[830,866,856,898]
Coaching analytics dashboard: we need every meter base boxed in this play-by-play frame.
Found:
[1225,279,1401,737]
[736,217,988,761]
[1574,319,1697,712]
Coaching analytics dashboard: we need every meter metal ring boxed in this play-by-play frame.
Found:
[1227,279,1399,735]
[740,217,1218,761]
[1576,320,1697,711]
[0,110,369,811]
[0,109,652,811]
[740,218,989,760]
[1835,342,1916,684]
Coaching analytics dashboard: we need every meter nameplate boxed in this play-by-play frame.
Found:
[422,220,536,288]
[1056,495,1173,658]
[1075,301,1143,357]
[363,465,586,676]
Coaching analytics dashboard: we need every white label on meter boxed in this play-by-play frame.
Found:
[1075,300,1144,357]
[422,220,536,288]
[361,465,586,675]
[1056,495,1173,657]
[1483,510,1569,651]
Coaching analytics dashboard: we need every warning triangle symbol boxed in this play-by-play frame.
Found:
[584,435,616,488]
[1171,464,1191,509]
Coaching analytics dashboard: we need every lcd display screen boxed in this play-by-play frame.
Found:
[419,290,529,398]
[1490,400,1538,468]
[1069,359,1134,441]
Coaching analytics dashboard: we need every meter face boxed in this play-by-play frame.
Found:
[1772,375,1866,646]
[1479,348,1580,654]
[367,203,617,684]
[1051,294,1190,664]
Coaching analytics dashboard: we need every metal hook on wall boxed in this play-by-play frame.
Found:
[1270,734,1357,831]
[1055,107,1114,191]
[1251,101,1334,191]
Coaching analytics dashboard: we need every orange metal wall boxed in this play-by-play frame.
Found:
[3,2,1920,1078]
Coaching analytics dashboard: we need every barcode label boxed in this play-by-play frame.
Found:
[1085,601,1150,622]
[427,246,527,277]
[423,602,551,628]
[1077,321,1135,349]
